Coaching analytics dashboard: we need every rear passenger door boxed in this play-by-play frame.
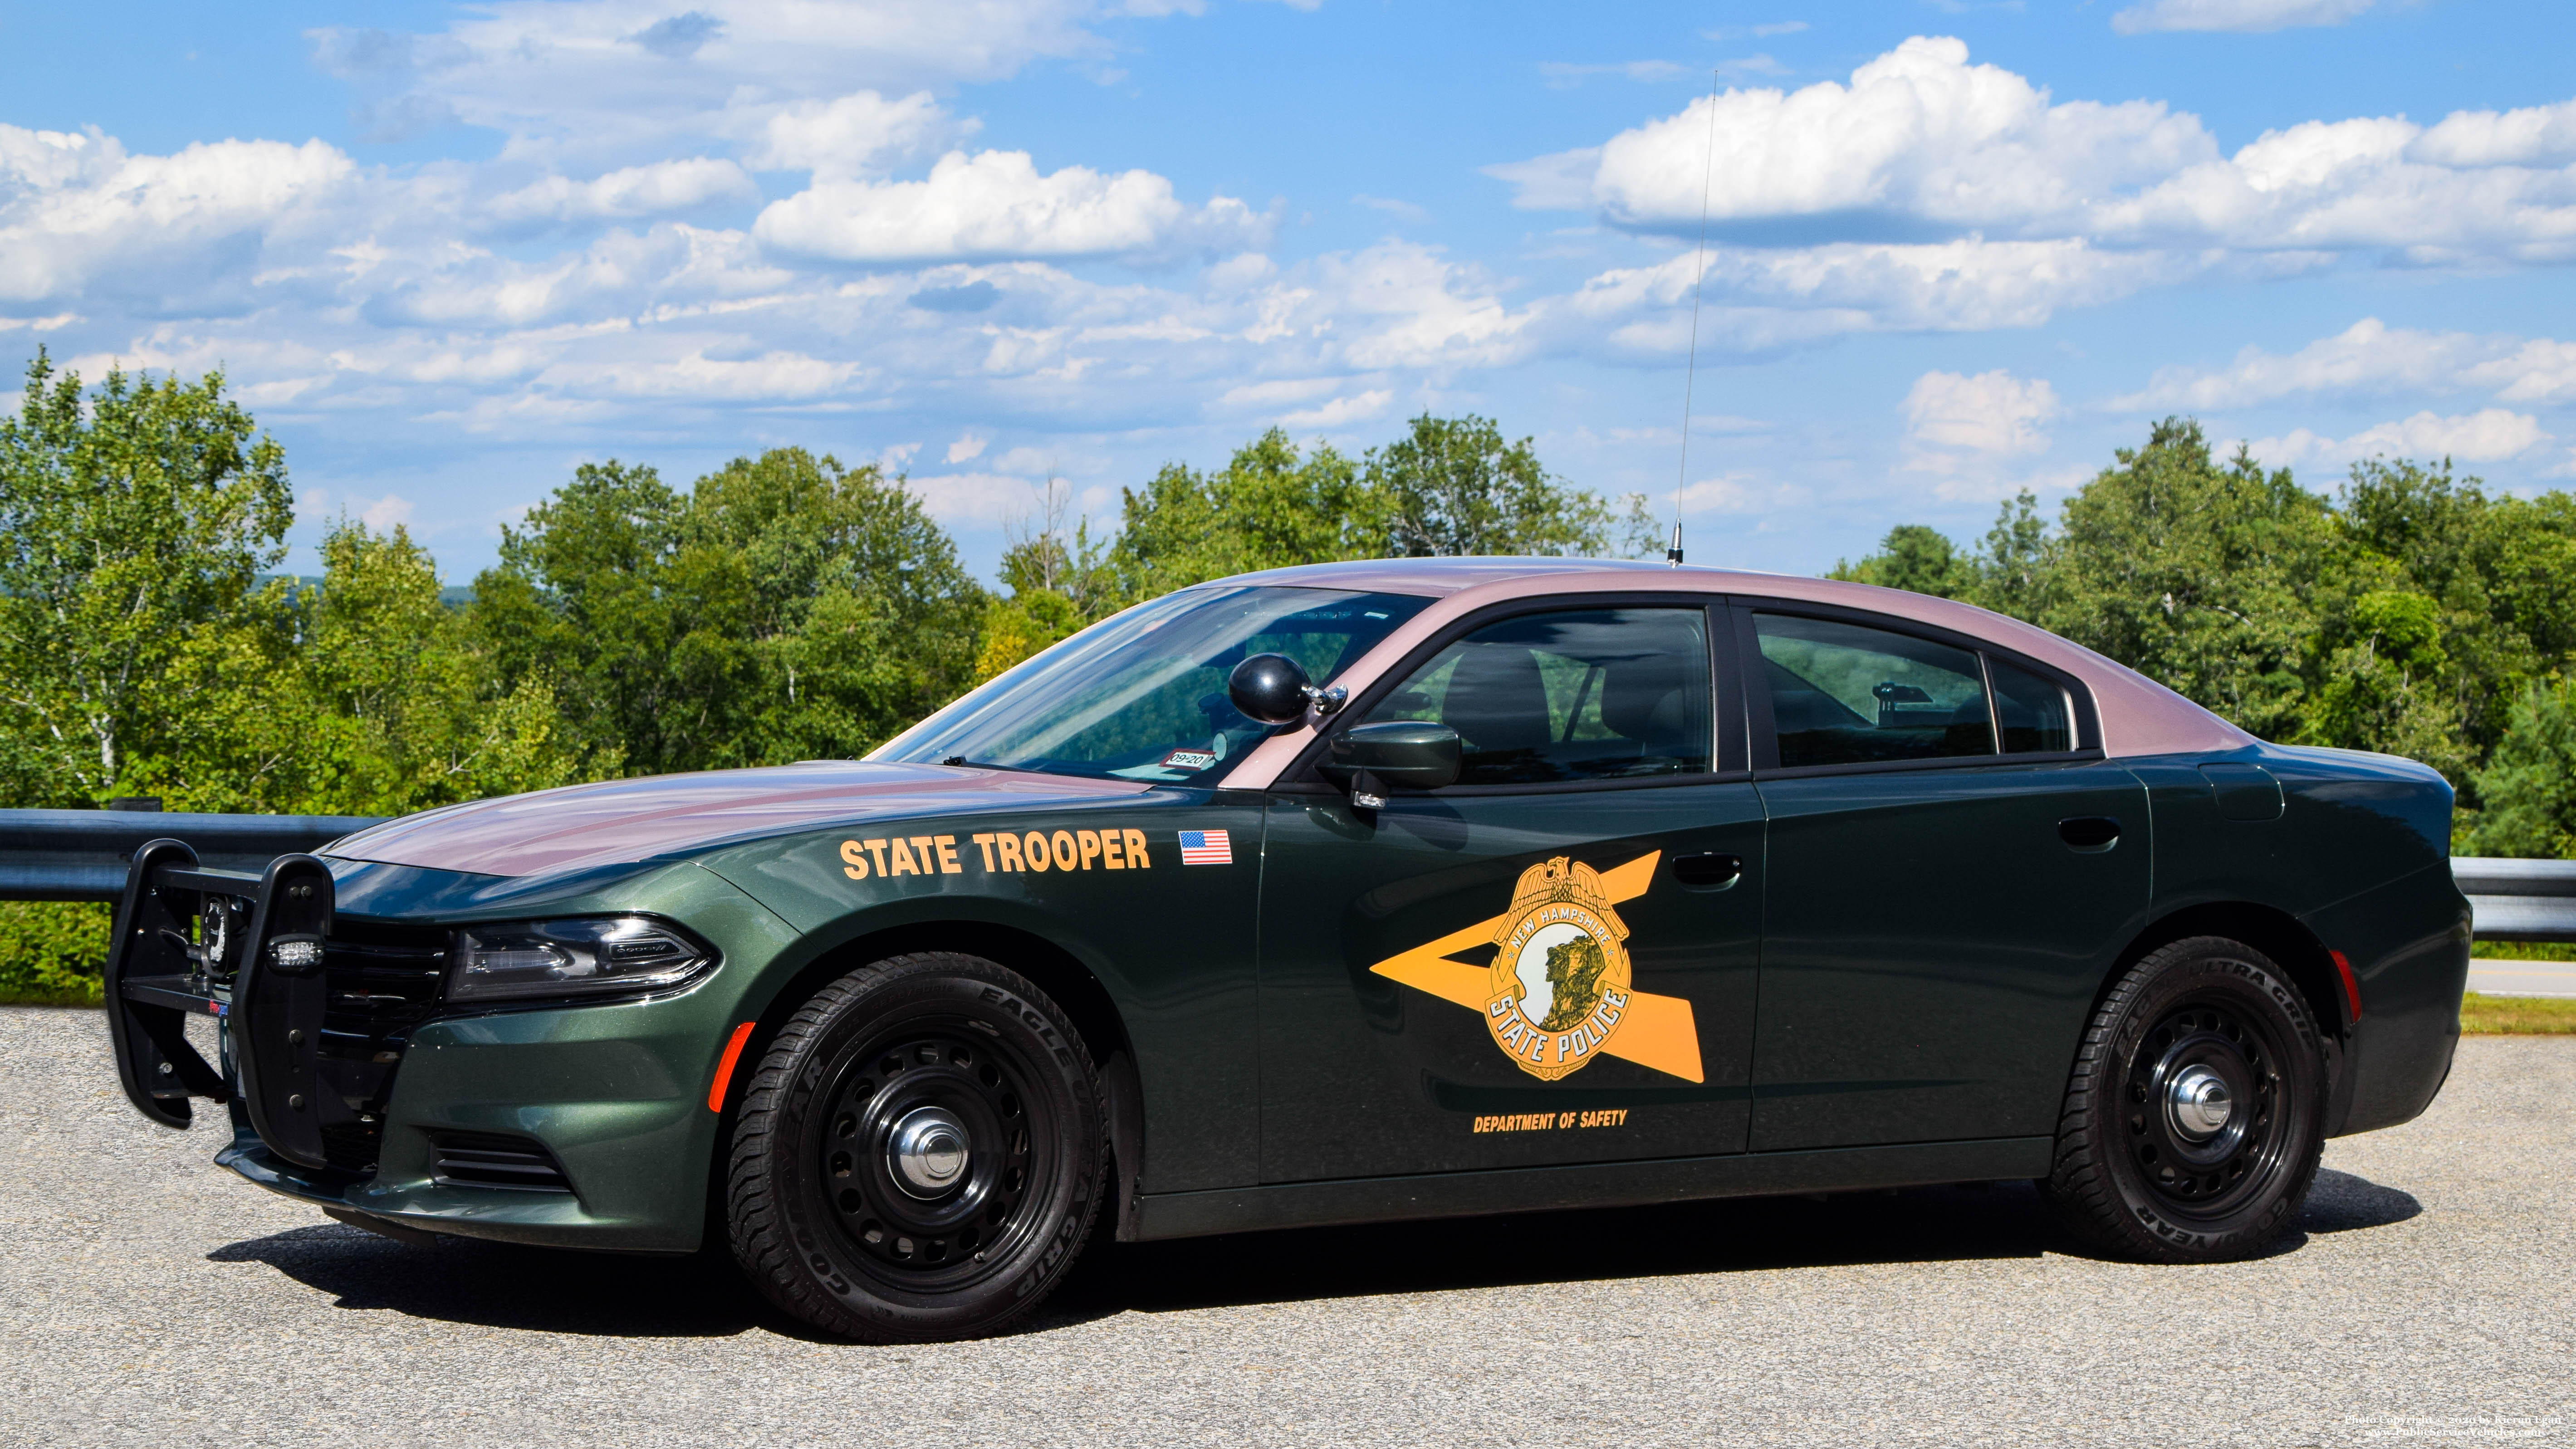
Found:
[1739,603,2152,1152]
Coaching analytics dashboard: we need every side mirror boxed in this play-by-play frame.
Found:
[1229,653,1314,725]
[1324,721,1462,803]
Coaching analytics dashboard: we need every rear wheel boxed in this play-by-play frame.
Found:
[725,953,1105,1341]
[2042,935,2326,1261]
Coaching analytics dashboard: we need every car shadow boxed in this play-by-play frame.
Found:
[208,1224,772,1338]
[206,1168,2423,1340]
[1042,1179,2062,1324]
[2295,1166,2424,1235]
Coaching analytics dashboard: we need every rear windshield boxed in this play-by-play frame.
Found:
[877,585,1432,782]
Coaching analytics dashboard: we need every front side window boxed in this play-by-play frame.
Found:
[1360,607,1711,786]
[880,586,1431,781]
[1754,613,1994,768]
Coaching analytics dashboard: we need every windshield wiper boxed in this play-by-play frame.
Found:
[938,756,1040,773]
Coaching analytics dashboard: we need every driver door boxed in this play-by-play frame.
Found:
[1254,601,1765,1185]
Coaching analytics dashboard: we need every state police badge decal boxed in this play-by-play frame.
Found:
[1484,856,1632,1081]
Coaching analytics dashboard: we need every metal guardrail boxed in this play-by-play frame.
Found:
[0,809,385,902]
[1,810,2574,939]
[2450,856,2576,942]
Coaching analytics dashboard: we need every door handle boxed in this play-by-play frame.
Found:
[2058,816,2121,852]
[1671,852,1743,889]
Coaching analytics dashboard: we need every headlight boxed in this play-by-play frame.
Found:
[448,917,716,1003]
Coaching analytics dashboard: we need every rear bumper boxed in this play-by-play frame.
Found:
[2303,861,2473,1137]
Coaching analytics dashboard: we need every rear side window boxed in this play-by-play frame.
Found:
[1754,613,1993,768]
[1988,656,2074,754]
[1362,607,1711,785]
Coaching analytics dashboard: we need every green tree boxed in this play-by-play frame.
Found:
[0,350,292,806]
[2032,419,2332,742]
[2463,676,2576,858]
[475,449,983,774]
[1109,429,1380,600]
[1969,489,2052,620]
[978,481,1118,682]
[1827,426,2576,822]
[470,460,689,772]
[1827,524,1971,598]
[293,521,591,813]
[1366,413,1624,558]
[2298,459,2576,787]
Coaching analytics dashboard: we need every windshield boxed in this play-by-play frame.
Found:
[878,586,1434,782]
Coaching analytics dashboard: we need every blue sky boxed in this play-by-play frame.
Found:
[6,0,2576,584]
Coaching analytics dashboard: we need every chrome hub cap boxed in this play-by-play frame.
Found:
[887,1106,970,1198]
[2165,1065,2233,1140]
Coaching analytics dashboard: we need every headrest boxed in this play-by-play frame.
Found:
[1445,646,1552,753]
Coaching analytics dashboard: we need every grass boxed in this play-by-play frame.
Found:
[0,985,103,1008]
[2473,940,2576,961]
[2459,991,2576,1034]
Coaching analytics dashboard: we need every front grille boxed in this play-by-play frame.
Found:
[428,1131,574,1194]
[313,919,451,1173]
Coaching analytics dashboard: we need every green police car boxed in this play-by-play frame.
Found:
[101,558,2469,1341]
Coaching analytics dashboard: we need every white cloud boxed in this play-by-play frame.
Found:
[1537,60,1688,89]
[945,431,989,463]
[904,470,1057,524]
[1491,35,2576,267]
[360,494,417,530]
[486,158,755,224]
[309,1,1130,166]
[1351,193,1428,221]
[1281,389,1390,429]
[2481,339,2576,404]
[1902,369,2061,466]
[2111,0,2382,34]
[1548,237,2177,357]
[0,125,354,303]
[1498,38,2214,234]
[753,149,1269,263]
[1215,377,1339,410]
[2409,99,2576,168]
[2118,318,2576,410]
[739,90,962,180]
[2248,410,2553,469]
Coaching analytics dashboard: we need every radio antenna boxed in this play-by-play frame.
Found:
[1668,68,1722,568]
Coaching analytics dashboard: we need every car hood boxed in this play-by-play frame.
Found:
[325,762,1151,879]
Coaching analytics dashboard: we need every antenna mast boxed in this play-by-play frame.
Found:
[1669,69,1722,568]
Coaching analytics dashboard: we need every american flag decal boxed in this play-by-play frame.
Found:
[1177,829,1233,866]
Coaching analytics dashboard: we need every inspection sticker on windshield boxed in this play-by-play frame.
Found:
[1177,830,1233,866]
[1160,749,1219,772]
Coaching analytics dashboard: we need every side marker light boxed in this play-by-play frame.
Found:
[707,1021,757,1113]
[2328,950,2363,1024]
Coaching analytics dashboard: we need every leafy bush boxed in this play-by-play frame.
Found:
[0,902,110,1006]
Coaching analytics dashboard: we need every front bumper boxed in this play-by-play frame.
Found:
[106,845,803,1253]
[215,998,720,1252]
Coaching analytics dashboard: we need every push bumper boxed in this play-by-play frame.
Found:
[101,842,801,1254]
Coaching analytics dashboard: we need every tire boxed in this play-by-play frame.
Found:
[2041,935,2326,1262]
[725,953,1106,1341]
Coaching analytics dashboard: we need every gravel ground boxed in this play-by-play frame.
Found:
[4,1008,2569,1449]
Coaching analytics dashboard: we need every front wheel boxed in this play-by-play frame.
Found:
[2042,935,2326,1262]
[725,953,1106,1341]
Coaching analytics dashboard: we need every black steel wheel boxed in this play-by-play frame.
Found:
[2042,935,2326,1261]
[726,953,1105,1341]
